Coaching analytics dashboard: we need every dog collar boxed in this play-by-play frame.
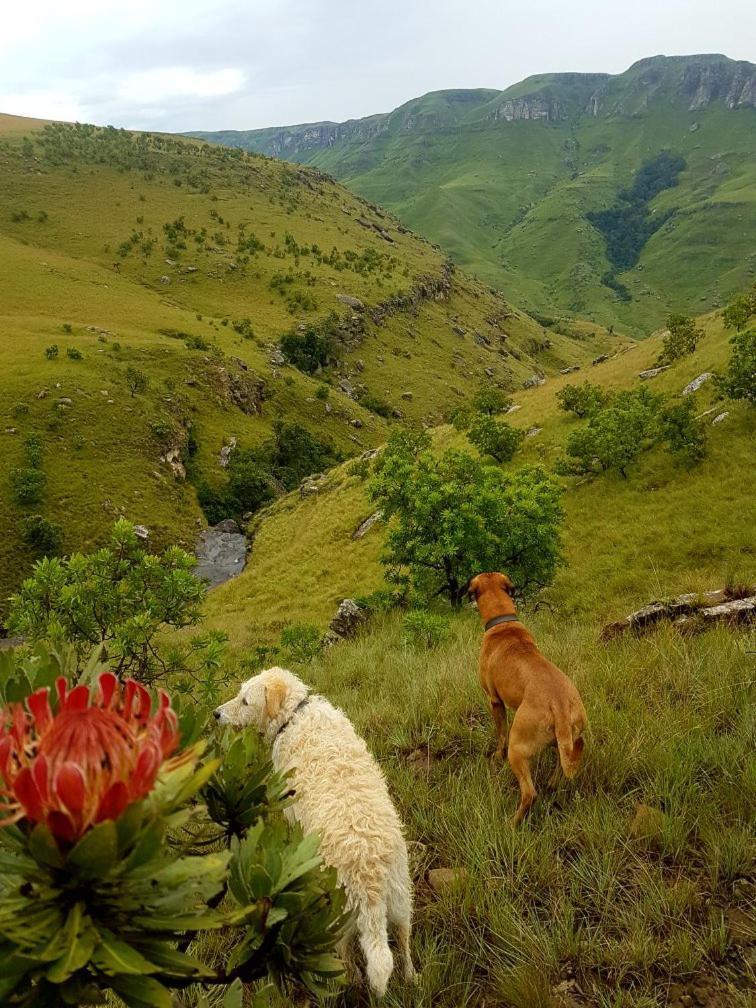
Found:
[273,695,312,741]
[484,614,521,632]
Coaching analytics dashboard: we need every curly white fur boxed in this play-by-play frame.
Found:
[215,667,415,997]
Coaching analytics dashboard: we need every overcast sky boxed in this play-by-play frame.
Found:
[1,0,753,132]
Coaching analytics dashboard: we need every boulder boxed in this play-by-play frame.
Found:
[681,372,713,396]
[299,478,322,498]
[352,510,383,540]
[560,365,580,375]
[526,426,542,438]
[220,437,238,468]
[336,294,365,311]
[592,354,610,366]
[134,525,149,540]
[213,518,241,534]
[329,598,368,640]
[712,411,730,425]
[523,374,546,389]
[401,391,413,401]
[161,448,186,480]
[194,522,247,588]
[427,867,467,895]
[638,366,670,380]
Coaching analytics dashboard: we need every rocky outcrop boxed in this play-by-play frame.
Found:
[492,95,561,122]
[352,510,383,540]
[602,587,755,639]
[194,520,247,588]
[681,372,713,395]
[328,598,368,640]
[369,261,454,325]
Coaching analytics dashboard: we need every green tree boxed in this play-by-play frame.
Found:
[467,413,524,463]
[715,328,756,405]
[125,366,149,397]
[8,520,225,692]
[472,385,512,416]
[556,381,610,418]
[22,514,62,557]
[279,325,333,374]
[658,314,702,365]
[370,430,562,605]
[658,399,707,467]
[562,388,662,478]
[722,288,755,331]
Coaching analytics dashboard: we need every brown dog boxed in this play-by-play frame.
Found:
[468,572,587,825]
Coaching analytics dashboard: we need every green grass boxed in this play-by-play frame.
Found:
[200,56,756,335]
[0,115,610,610]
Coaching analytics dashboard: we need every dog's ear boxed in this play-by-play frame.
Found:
[499,573,515,596]
[264,679,288,719]
[466,575,479,601]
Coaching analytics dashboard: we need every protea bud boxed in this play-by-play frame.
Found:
[0,672,182,844]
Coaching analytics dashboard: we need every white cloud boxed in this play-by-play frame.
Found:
[119,67,244,105]
[0,89,84,123]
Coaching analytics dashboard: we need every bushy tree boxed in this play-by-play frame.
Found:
[8,520,225,693]
[467,413,524,463]
[716,328,755,405]
[722,288,755,332]
[125,366,149,397]
[556,381,611,418]
[279,325,333,374]
[658,314,702,365]
[658,398,707,467]
[22,514,62,557]
[370,430,563,605]
[472,385,512,416]
[562,388,662,478]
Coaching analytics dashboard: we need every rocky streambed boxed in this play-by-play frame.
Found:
[194,519,248,588]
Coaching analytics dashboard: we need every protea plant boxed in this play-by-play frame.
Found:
[0,647,347,1007]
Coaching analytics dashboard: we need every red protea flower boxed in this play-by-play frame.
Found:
[0,673,183,845]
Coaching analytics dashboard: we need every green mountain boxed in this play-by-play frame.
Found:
[0,114,612,610]
[189,54,756,334]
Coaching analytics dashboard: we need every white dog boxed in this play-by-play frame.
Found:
[214,667,415,997]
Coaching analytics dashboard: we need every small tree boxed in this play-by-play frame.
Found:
[467,413,524,463]
[658,314,702,364]
[125,366,149,397]
[279,326,332,374]
[562,388,662,478]
[8,520,225,694]
[22,514,62,557]
[473,385,512,416]
[658,399,707,466]
[722,288,755,332]
[370,430,563,605]
[556,381,610,418]
[715,328,755,405]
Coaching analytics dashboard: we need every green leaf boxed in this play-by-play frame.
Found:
[129,941,212,979]
[28,823,64,869]
[67,820,118,877]
[45,903,97,983]
[223,978,244,1008]
[91,929,157,976]
[108,973,173,1008]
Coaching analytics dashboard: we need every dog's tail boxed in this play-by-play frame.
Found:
[357,900,393,997]
[554,707,584,779]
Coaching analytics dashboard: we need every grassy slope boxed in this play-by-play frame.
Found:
[202,306,755,1007]
[198,57,756,334]
[203,307,754,649]
[0,115,604,609]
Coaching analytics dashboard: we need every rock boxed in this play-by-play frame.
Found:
[681,596,756,629]
[681,372,713,395]
[401,391,413,400]
[299,477,323,498]
[4,427,17,434]
[354,359,365,372]
[689,121,700,132]
[220,437,238,468]
[361,448,381,461]
[473,331,491,347]
[629,804,668,843]
[57,397,73,407]
[452,325,467,337]
[506,404,521,414]
[484,367,495,378]
[350,418,363,428]
[269,347,286,368]
[352,510,383,540]
[336,294,365,311]
[134,525,150,540]
[523,374,546,389]
[560,365,580,375]
[194,522,247,588]
[427,867,467,895]
[600,588,744,639]
[638,366,670,379]
[526,426,542,438]
[338,377,356,398]
[159,275,171,285]
[37,389,48,399]
[592,354,610,366]
[161,447,186,480]
[328,598,367,640]
[712,411,730,425]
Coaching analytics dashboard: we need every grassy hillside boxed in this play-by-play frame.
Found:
[0,115,608,611]
[202,306,754,649]
[197,305,755,1008]
[192,55,756,335]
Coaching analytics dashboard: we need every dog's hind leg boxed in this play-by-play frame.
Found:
[357,900,393,997]
[507,709,544,825]
[488,697,508,762]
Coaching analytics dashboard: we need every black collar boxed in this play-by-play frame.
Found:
[484,614,521,632]
[273,695,312,741]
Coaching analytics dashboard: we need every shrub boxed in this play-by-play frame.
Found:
[279,325,332,374]
[315,383,330,400]
[45,344,59,359]
[658,314,702,365]
[22,514,62,557]
[715,328,755,405]
[359,392,393,418]
[402,610,451,649]
[473,386,512,416]
[0,655,348,1004]
[8,520,225,693]
[722,288,755,331]
[10,467,46,506]
[370,429,563,605]
[658,399,707,467]
[280,623,324,664]
[467,413,524,463]
[66,346,83,360]
[556,381,610,418]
